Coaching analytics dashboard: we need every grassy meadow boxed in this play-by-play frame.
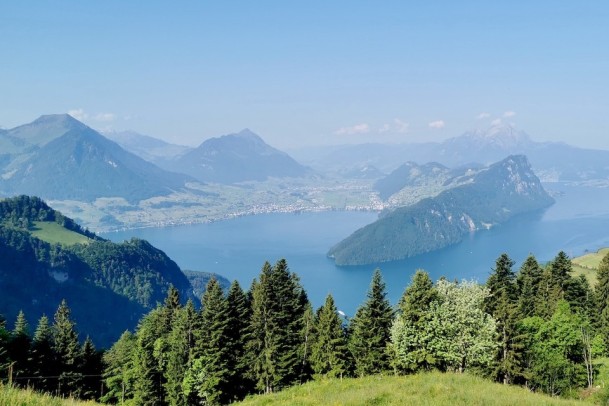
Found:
[30,221,91,246]
[238,372,591,406]
[0,384,98,406]
[571,248,609,285]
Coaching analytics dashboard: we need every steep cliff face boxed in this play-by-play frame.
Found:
[328,155,554,266]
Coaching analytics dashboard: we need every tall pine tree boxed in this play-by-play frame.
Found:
[311,294,350,379]
[52,300,82,397]
[348,269,394,376]
[485,254,522,384]
[30,315,55,393]
[185,278,232,405]
[597,252,609,352]
[245,260,306,393]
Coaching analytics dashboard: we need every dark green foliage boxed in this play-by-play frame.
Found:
[398,270,437,323]
[520,302,587,396]
[52,300,83,397]
[0,195,197,347]
[485,254,522,384]
[102,331,136,404]
[245,260,307,393]
[80,337,103,400]
[225,280,253,400]
[72,238,193,309]
[597,253,609,351]
[311,294,350,378]
[349,269,394,376]
[0,316,8,383]
[164,300,197,406]
[185,278,232,405]
[8,311,31,385]
[516,255,543,317]
[131,307,169,405]
[0,195,99,239]
[30,315,54,392]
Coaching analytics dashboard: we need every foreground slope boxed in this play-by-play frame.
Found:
[329,155,554,265]
[238,372,585,406]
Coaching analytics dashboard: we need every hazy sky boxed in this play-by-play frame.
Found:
[1,1,608,149]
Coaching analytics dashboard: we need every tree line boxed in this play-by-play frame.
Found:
[2,251,609,404]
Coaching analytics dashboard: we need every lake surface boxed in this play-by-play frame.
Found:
[103,183,609,316]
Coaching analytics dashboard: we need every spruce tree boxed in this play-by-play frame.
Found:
[348,269,394,376]
[485,254,522,384]
[185,278,232,405]
[225,280,253,400]
[102,331,136,405]
[80,337,103,400]
[52,300,82,397]
[131,307,169,405]
[597,253,609,350]
[9,310,31,386]
[164,300,198,406]
[245,260,306,393]
[30,315,54,393]
[398,270,437,322]
[299,301,316,383]
[311,294,350,379]
[516,255,543,317]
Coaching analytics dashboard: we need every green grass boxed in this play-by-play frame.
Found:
[238,372,590,406]
[30,221,91,246]
[0,384,98,405]
[571,248,609,286]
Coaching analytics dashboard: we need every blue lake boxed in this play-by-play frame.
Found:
[102,183,609,316]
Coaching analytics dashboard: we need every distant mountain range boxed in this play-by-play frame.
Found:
[169,129,310,183]
[0,115,192,202]
[293,124,609,182]
[103,129,192,165]
[328,155,554,266]
[0,116,312,204]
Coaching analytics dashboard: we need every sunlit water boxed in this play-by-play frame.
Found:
[102,183,609,316]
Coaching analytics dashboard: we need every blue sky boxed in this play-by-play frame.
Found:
[1,1,608,149]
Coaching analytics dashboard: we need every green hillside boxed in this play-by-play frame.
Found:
[572,248,609,285]
[30,221,92,245]
[239,372,587,406]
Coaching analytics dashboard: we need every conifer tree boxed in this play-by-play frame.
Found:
[398,270,437,322]
[9,310,31,386]
[349,269,394,376]
[52,300,82,397]
[80,337,103,400]
[102,331,136,405]
[299,301,316,383]
[516,255,543,317]
[30,315,54,392]
[185,278,231,405]
[164,300,198,406]
[311,294,350,378]
[131,307,169,405]
[485,254,522,384]
[596,253,609,350]
[225,280,253,400]
[245,260,306,393]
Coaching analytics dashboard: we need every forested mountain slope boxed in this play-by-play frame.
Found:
[329,155,554,265]
[0,195,195,346]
